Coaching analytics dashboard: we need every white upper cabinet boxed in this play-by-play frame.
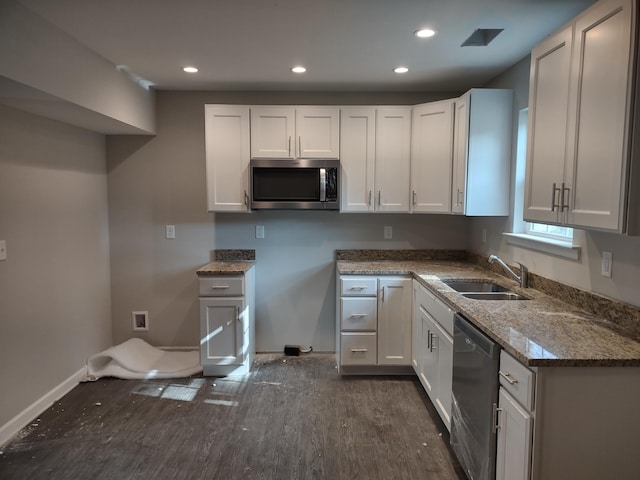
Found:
[340,106,411,213]
[525,0,636,233]
[524,26,573,225]
[296,107,340,158]
[411,100,454,213]
[375,107,412,212]
[250,106,339,159]
[204,105,250,212]
[452,89,513,216]
[340,107,376,212]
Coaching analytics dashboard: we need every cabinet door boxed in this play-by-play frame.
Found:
[204,105,250,212]
[451,95,469,214]
[199,297,245,366]
[524,27,573,224]
[496,388,533,480]
[296,107,340,159]
[250,107,295,158]
[377,277,412,365]
[375,107,411,212]
[411,101,454,213]
[419,312,436,395]
[565,0,633,231]
[340,107,376,212]
[432,319,453,431]
[411,281,422,373]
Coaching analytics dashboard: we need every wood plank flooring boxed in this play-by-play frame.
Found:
[0,354,466,480]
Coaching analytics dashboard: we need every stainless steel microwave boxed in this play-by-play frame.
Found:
[249,159,339,210]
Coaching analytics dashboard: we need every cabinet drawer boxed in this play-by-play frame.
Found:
[199,276,245,296]
[341,297,377,331]
[430,296,454,337]
[340,277,377,296]
[499,350,536,411]
[340,333,377,365]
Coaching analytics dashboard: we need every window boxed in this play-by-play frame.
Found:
[526,222,573,241]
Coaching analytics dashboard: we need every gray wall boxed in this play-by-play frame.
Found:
[0,105,112,428]
[107,91,469,351]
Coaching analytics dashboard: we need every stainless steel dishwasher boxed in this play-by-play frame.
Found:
[450,313,500,480]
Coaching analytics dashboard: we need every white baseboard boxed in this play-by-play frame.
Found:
[0,366,87,448]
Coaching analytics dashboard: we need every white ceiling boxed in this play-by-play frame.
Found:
[19,0,595,92]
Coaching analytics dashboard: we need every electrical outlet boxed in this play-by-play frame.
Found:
[165,225,176,239]
[0,240,6,261]
[384,226,393,239]
[601,251,613,278]
[256,225,265,239]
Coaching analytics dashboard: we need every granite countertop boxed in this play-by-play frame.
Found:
[196,261,254,276]
[196,249,255,276]
[337,260,640,368]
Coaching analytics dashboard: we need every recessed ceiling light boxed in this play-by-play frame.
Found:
[291,66,307,74]
[183,66,198,73]
[415,28,436,38]
[394,66,409,74]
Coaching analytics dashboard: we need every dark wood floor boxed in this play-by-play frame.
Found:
[0,354,466,480]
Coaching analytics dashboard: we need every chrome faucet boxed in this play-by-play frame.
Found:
[488,254,529,288]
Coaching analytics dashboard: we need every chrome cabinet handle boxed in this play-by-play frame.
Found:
[351,348,368,353]
[499,370,518,385]
[244,190,248,207]
[493,403,502,432]
[380,287,385,303]
[298,136,302,157]
[426,329,431,350]
[561,183,570,212]
[378,191,382,206]
[349,313,368,318]
[349,286,369,290]
[368,190,372,206]
[211,285,230,289]
[288,136,291,157]
[551,182,561,211]
[429,333,437,351]
[412,190,417,206]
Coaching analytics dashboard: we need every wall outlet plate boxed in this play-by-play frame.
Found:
[601,251,613,278]
[0,240,6,261]
[384,226,393,239]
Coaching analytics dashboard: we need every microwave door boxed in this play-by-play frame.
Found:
[319,168,326,202]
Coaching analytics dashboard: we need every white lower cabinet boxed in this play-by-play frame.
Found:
[496,388,533,480]
[198,267,255,376]
[412,280,454,430]
[337,274,411,372]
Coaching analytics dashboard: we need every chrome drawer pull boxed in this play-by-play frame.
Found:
[350,313,368,318]
[349,286,368,290]
[499,370,518,385]
[211,285,230,289]
[351,348,368,353]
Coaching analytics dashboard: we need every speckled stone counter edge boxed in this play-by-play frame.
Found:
[335,249,467,261]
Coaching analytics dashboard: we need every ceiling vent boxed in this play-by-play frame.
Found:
[461,28,504,47]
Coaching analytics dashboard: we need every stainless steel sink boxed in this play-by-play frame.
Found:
[443,280,510,293]
[461,292,529,301]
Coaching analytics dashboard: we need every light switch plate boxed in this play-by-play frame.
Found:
[384,226,393,239]
[0,240,6,261]
[256,225,265,239]
[165,225,175,239]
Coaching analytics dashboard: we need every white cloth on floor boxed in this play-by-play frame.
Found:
[86,338,202,380]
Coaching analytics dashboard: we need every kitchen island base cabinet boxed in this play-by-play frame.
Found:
[198,268,255,376]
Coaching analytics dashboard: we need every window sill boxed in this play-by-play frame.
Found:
[503,233,581,261]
